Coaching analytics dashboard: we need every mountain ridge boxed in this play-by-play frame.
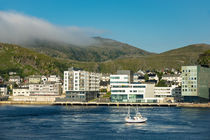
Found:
[19,37,152,62]
[0,41,209,78]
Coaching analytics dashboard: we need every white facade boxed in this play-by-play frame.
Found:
[0,86,7,96]
[148,74,159,81]
[162,74,181,84]
[9,76,21,84]
[110,74,129,84]
[13,88,30,96]
[41,76,47,83]
[111,83,146,97]
[154,85,181,98]
[64,69,101,92]
[48,75,61,83]
[101,74,110,82]
[110,74,146,102]
[29,83,61,96]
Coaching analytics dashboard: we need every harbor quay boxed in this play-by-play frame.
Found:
[1,100,210,108]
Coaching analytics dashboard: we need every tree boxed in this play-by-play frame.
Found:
[144,74,149,81]
[197,50,210,67]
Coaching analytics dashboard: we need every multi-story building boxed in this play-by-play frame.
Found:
[64,68,101,92]
[154,85,181,102]
[29,83,61,96]
[13,88,30,96]
[181,65,210,102]
[63,67,101,101]
[110,70,147,102]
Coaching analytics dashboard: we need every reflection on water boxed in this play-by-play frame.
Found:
[0,105,210,140]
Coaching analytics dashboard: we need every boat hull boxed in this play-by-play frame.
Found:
[125,118,147,123]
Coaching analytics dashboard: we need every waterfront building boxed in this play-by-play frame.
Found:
[63,67,101,101]
[64,67,101,92]
[154,85,181,102]
[13,88,30,96]
[181,65,210,102]
[110,70,148,102]
[29,82,61,96]
[56,91,98,102]
[110,82,146,102]
[0,85,7,96]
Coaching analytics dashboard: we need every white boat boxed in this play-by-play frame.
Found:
[125,107,147,123]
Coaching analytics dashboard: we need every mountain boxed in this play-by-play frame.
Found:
[93,44,210,73]
[20,37,152,62]
[0,42,209,78]
[0,43,69,78]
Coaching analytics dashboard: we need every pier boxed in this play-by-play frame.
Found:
[1,101,210,107]
[53,102,178,107]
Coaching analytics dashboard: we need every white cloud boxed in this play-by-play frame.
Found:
[0,11,102,46]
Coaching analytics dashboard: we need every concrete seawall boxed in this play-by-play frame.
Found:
[1,101,210,107]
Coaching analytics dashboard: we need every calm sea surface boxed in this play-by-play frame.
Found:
[0,105,210,140]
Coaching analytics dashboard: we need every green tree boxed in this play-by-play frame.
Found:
[144,74,149,81]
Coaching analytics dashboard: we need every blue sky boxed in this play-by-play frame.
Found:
[0,0,210,53]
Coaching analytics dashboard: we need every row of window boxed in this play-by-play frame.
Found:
[182,89,197,92]
[112,85,145,88]
[111,90,144,93]
[182,85,197,88]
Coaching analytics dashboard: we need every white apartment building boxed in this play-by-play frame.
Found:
[63,68,101,92]
[13,88,30,96]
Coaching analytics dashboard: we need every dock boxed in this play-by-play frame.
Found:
[1,101,210,107]
[53,102,178,107]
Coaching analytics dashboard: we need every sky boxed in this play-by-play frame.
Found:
[0,0,210,53]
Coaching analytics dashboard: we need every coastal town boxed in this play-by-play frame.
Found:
[0,65,209,107]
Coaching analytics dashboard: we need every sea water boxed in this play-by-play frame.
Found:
[0,105,210,140]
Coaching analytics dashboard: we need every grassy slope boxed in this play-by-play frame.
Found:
[0,43,68,77]
[95,44,210,73]
[0,43,209,77]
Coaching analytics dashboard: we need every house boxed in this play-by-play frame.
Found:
[47,75,61,83]
[9,76,21,84]
[13,87,30,96]
[0,85,7,96]
[28,75,41,84]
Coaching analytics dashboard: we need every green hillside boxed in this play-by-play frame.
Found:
[197,49,210,67]
[95,44,210,73]
[0,42,209,78]
[0,43,68,78]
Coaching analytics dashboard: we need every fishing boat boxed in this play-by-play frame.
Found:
[125,107,147,123]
